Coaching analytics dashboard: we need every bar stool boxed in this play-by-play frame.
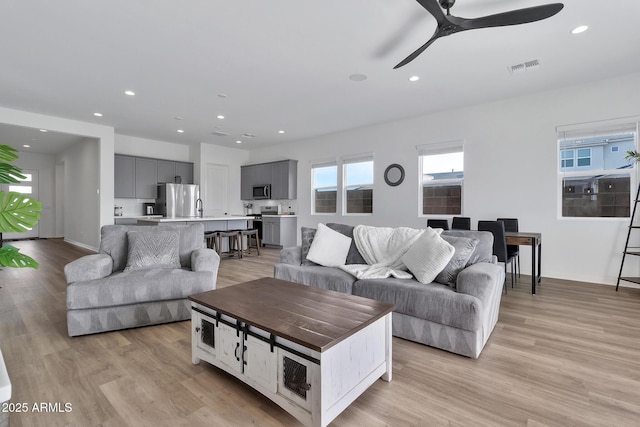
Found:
[218,230,242,258]
[204,231,219,251]
[240,229,261,257]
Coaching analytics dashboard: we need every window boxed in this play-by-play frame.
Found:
[558,121,637,218]
[418,142,464,215]
[8,173,33,194]
[311,162,337,214]
[343,156,373,214]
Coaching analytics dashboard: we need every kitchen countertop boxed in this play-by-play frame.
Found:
[114,215,164,220]
[137,216,255,223]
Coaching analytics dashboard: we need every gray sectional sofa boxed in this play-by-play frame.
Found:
[64,223,220,337]
[274,225,505,358]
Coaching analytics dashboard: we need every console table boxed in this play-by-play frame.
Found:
[505,231,542,294]
[189,277,395,427]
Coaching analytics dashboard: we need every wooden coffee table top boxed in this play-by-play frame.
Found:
[189,277,395,352]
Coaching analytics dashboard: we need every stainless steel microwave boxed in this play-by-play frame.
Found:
[252,184,271,199]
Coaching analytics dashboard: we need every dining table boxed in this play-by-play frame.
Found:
[505,231,542,294]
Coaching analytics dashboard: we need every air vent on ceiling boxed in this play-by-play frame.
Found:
[508,58,542,75]
[211,130,229,137]
[241,133,256,138]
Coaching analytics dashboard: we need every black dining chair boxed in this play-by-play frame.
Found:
[451,216,471,230]
[478,220,515,293]
[427,219,449,230]
[498,218,520,281]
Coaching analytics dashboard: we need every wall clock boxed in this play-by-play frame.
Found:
[384,164,405,186]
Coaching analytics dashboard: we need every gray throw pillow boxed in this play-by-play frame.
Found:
[326,223,367,264]
[435,235,479,288]
[300,227,319,266]
[125,230,181,271]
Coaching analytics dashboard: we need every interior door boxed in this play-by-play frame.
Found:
[205,163,229,217]
[1,169,40,240]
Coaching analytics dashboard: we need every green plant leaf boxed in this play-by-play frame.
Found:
[0,191,42,233]
[0,145,19,163]
[0,163,26,184]
[0,244,39,269]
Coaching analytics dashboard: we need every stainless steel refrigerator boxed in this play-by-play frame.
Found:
[155,183,200,218]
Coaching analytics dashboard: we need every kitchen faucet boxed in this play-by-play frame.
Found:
[196,198,203,218]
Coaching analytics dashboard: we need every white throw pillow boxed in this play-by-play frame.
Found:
[401,227,455,284]
[306,223,352,267]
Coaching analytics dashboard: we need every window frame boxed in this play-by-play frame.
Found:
[417,141,464,218]
[557,119,638,220]
[311,160,338,215]
[342,155,374,216]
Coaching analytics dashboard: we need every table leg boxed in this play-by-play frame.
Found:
[531,240,536,295]
[538,242,542,284]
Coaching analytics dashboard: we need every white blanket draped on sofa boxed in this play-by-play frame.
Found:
[339,225,424,279]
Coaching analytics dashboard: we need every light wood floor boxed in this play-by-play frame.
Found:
[1,239,640,426]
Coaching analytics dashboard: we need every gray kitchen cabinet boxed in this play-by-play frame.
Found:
[115,155,194,198]
[157,160,175,183]
[262,216,297,248]
[135,157,158,199]
[175,162,194,184]
[240,159,298,200]
[114,155,135,198]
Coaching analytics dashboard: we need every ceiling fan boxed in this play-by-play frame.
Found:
[394,0,564,69]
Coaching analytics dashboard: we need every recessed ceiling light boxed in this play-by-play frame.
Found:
[217,115,225,119]
[177,129,184,133]
[278,130,285,134]
[39,129,47,132]
[124,90,135,96]
[93,112,103,117]
[409,75,420,82]
[23,144,30,148]
[571,25,589,34]
[349,74,367,82]
[235,140,242,144]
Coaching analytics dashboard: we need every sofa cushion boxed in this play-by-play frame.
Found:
[352,278,483,332]
[274,264,357,294]
[306,223,352,267]
[435,235,479,287]
[401,227,454,284]
[326,223,367,264]
[301,226,319,266]
[100,224,205,271]
[125,230,181,271]
[66,268,215,310]
[441,230,493,266]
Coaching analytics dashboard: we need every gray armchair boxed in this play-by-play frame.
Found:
[64,223,220,336]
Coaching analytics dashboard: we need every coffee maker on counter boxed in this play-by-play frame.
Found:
[143,203,155,215]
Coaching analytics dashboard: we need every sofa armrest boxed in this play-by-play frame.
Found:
[191,248,221,273]
[456,262,505,302]
[64,254,113,284]
[280,246,302,265]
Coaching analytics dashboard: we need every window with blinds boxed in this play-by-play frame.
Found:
[558,120,638,218]
[418,142,464,216]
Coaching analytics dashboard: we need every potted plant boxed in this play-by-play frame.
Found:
[0,145,41,269]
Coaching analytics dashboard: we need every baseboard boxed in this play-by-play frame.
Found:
[63,238,98,252]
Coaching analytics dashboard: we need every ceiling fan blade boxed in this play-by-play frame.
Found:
[394,34,441,69]
[460,3,564,30]
[415,0,448,25]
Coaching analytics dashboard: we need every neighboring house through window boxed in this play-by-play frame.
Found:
[558,119,637,218]
[311,161,337,214]
[418,141,464,216]
[343,155,373,214]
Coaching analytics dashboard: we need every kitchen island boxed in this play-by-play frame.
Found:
[136,216,253,232]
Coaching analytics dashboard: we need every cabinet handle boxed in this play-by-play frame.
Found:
[234,342,240,361]
[242,345,247,366]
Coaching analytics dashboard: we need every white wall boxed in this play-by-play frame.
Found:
[57,139,100,250]
[249,72,640,286]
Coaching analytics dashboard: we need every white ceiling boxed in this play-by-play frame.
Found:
[1,0,639,153]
